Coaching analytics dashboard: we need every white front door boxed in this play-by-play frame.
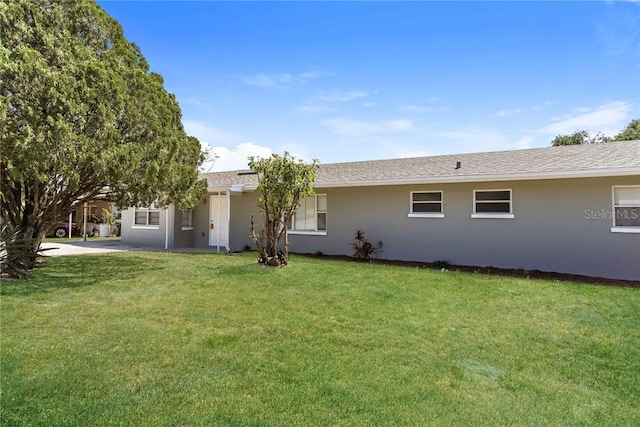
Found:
[209,192,229,251]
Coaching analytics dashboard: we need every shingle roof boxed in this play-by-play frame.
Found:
[202,139,640,189]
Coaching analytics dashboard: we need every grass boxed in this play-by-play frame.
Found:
[1,252,639,426]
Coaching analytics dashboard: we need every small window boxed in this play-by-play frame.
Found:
[181,210,193,229]
[133,207,161,227]
[409,191,444,218]
[611,186,640,233]
[288,194,327,234]
[472,189,514,218]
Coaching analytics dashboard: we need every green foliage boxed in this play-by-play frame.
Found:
[248,152,319,265]
[349,229,380,260]
[550,130,591,146]
[432,259,451,269]
[550,118,639,146]
[614,118,640,141]
[101,207,116,236]
[1,252,639,425]
[0,0,206,277]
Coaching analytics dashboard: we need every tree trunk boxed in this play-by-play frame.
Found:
[1,223,44,279]
[283,225,289,263]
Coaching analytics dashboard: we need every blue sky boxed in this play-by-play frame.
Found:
[98,1,640,171]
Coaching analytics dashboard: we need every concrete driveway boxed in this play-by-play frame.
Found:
[39,240,138,256]
[39,240,221,256]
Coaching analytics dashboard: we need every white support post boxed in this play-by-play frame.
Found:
[165,208,169,250]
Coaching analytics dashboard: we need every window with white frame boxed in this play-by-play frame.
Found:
[181,210,193,229]
[472,189,514,218]
[133,206,160,226]
[612,186,640,232]
[409,191,444,218]
[288,194,327,233]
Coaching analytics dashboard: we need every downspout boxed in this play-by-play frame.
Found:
[68,212,72,239]
[83,202,88,241]
[216,195,221,253]
[226,190,231,252]
[165,208,169,250]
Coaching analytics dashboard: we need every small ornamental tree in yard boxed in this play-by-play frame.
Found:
[249,152,319,266]
[0,0,207,278]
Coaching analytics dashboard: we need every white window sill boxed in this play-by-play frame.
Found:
[181,226,193,231]
[408,213,445,218]
[288,230,327,236]
[471,213,515,219]
[611,227,640,233]
[132,225,160,230]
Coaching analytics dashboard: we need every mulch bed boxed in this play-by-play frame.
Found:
[298,253,640,288]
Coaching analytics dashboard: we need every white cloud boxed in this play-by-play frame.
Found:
[495,107,527,117]
[541,101,632,135]
[322,117,414,136]
[495,101,555,117]
[202,142,274,172]
[398,105,432,113]
[242,70,328,89]
[514,135,535,149]
[242,73,301,89]
[299,70,333,80]
[397,95,450,114]
[183,120,273,171]
[183,120,242,145]
[384,142,435,159]
[297,89,371,115]
[317,90,369,103]
[397,105,450,113]
[295,103,335,114]
[433,128,517,153]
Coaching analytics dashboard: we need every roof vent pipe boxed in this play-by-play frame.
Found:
[455,161,461,169]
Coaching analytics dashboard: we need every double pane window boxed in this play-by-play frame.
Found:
[289,194,327,232]
[474,190,512,214]
[134,207,160,226]
[613,186,640,227]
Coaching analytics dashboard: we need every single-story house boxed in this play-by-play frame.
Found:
[121,140,640,281]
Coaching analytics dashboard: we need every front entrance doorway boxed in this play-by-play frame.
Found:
[209,192,229,251]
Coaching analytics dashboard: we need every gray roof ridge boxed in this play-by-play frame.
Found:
[203,139,640,174]
[201,139,640,188]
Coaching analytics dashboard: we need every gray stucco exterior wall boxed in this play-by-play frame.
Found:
[227,176,639,281]
[173,208,193,248]
[120,206,191,248]
[121,207,170,248]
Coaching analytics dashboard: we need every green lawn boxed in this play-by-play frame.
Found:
[1,252,638,426]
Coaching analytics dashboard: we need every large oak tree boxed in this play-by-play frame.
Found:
[0,0,207,277]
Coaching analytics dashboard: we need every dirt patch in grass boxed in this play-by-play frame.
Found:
[298,253,640,288]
